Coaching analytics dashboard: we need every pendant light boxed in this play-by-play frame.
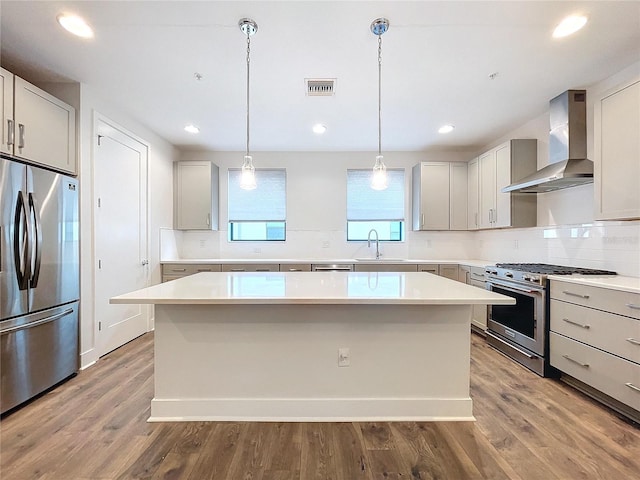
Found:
[239,18,258,190]
[370,17,389,191]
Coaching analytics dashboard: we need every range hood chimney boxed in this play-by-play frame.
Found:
[502,90,593,193]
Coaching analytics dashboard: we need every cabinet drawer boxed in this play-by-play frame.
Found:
[550,332,640,411]
[221,264,279,272]
[551,281,640,320]
[551,299,640,363]
[161,263,222,276]
[279,264,311,272]
[417,265,439,274]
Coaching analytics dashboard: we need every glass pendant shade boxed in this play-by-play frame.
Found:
[371,155,388,190]
[240,155,257,190]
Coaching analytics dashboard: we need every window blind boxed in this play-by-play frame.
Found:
[228,169,286,221]
[346,169,405,221]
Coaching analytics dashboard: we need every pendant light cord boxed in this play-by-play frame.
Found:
[377,34,382,156]
[246,33,251,157]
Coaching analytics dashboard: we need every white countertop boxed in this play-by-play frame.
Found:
[161,258,494,268]
[548,274,640,294]
[111,271,514,305]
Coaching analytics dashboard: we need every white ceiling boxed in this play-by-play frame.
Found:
[1,1,639,153]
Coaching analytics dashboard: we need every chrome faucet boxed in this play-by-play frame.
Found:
[367,229,381,259]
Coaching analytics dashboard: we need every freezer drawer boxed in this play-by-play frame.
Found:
[1,302,79,414]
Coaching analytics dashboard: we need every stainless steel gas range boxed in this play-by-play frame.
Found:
[484,263,616,377]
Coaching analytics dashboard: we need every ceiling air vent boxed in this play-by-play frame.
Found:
[306,79,336,96]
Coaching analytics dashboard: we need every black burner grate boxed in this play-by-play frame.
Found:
[495,263,617,275]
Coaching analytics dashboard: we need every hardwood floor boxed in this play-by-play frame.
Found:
[1,332,638,479]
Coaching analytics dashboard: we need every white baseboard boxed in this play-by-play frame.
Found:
[148,397,475,422]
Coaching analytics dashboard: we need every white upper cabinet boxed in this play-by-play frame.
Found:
[594,77,640,220]
[467,157,479,230]
[0,68,13,155]
[174,160,219,230]
[412,162,467,231]
[11,75,76,174]
[450,162,468,230]
[477,139,537,229]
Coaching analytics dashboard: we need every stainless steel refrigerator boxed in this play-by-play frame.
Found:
[1,156,79,414]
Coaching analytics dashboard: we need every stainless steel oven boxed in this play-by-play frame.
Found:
[487,278,545,356]
[485,263,616,377]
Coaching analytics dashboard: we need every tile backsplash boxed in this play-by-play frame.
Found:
[160,219,639,277]
[475,221,640,276]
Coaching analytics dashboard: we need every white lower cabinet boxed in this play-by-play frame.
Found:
[417,265,439,274]
[279,264,312,272]
[550,332,640,411]
[438,264,459,280]
[161,263,222,282]
[550,279,640,417]
[221,264,279,272]
[354,263,418,272]
[459,265,487,332]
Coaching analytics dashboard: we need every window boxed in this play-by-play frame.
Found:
[346,169,405,241]
[228,169,286,241]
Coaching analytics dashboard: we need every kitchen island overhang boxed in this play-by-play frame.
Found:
[110,271,514,422]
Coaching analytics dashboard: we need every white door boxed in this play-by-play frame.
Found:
[94,117,149,356]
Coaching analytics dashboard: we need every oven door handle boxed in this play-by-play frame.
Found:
[486,331,537,359]
[488,279,541,295]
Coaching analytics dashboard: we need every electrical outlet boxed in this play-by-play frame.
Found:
[338,348,350,367]
[253,247,261,254]
[322,241,330,248]
[514,240,519,249]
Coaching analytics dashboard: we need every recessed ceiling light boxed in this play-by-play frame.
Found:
[312,124,327,134]
[57,14,94,38]
[553,14,588,38]
[438,124,455,134]
[184,124,200,134]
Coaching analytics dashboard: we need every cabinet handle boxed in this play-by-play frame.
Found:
[288,268,302,272]
[18,123,25,148]
[626,303,640,310]
[562,290,590,299]
[206,213,210,226]
[474,212,478,227]
[7,119,14,146]
[626,383,640,393]
[562,354,589,368]
[255,269,270,272]
[171,268,187,272]
[196,268,212,272]
[626,338,640,346]
[230,268,246,272]
[562,318,590,329]
[421,213,424,228]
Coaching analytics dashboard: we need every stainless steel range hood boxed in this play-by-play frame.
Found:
[502,90,593,193]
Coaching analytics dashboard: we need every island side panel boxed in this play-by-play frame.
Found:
[151,303,473,421]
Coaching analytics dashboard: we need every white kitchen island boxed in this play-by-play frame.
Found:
[111,271,513,422]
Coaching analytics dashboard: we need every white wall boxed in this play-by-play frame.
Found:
[44,81,178,368]
[173,150,477,261]
[168,61,640,277]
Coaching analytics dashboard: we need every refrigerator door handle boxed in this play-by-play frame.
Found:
[28,193,43,288]
[0,308,74,335]
[13,191,30,290]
